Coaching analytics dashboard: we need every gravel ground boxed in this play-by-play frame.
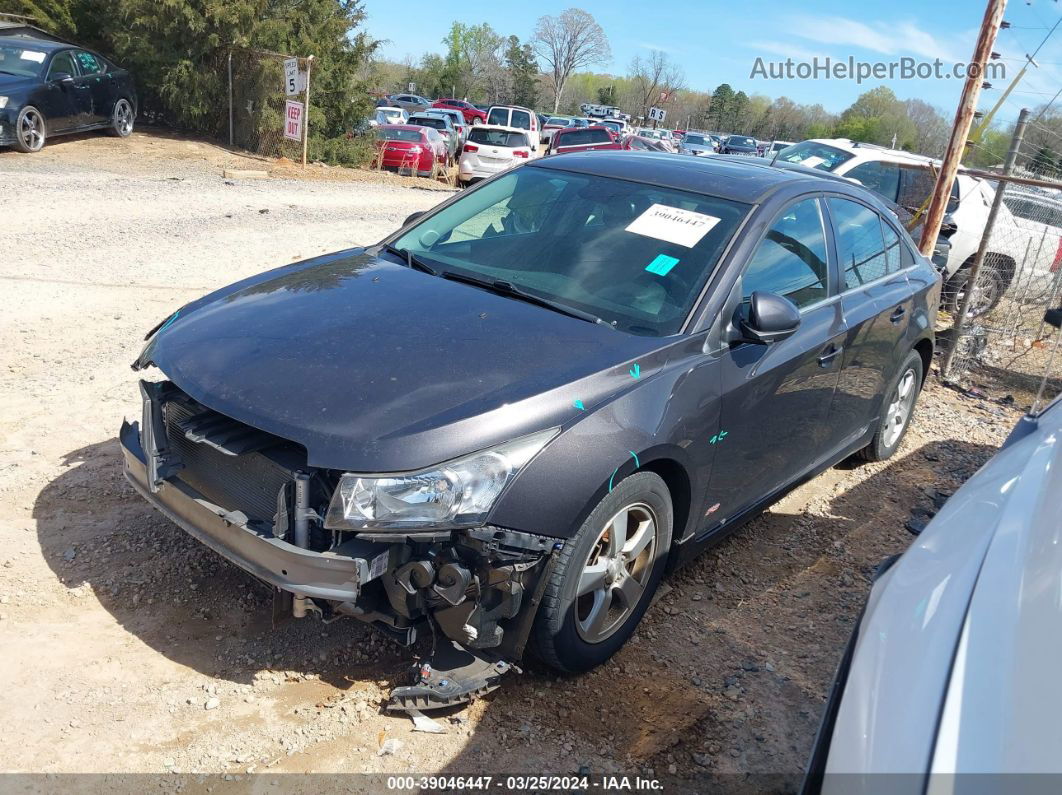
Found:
[0,131,1023,790]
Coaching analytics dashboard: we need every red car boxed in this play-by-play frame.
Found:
[431,98,487,125]
[546,125,622,154]
[621,134,670,152]
[373,124,448,178]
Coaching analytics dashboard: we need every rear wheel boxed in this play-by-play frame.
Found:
[859,350,923,462]
[110,98,134,137]
[945,263,1005,318]
[533,471,672,673]
[14,106,46,153]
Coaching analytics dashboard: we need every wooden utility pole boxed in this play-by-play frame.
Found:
[918,0,1007,257]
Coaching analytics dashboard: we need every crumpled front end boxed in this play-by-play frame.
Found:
[121,379,558,708]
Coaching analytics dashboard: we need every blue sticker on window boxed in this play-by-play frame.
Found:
[645,254,679,276]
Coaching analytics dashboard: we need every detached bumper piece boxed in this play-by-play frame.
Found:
[388,640,517,712]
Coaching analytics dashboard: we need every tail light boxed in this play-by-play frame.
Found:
[513,150,530,158]
[463,143,478,153]
[1053,236,1062,272]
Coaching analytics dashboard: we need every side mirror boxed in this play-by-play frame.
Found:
[51,72,74,85]
[737,291,801,344]
[403,211,425,227]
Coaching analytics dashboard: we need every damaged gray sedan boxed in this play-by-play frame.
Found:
[121,153,938,708]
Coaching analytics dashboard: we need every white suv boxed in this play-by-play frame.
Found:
[775,138,1060,315]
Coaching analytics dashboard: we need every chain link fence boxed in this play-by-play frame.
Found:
[940,174,1062,409]
[227,48,311,162]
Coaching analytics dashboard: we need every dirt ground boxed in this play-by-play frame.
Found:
[0,130,1025,791]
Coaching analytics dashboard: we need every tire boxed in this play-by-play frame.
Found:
[944,263,1005,318]
[533,471,673,673]
[110,97,135,137]
[14,106,46,153]
[858,349,924,462]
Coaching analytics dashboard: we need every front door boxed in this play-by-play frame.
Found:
[707,197,846,529]
[41,50,84,131]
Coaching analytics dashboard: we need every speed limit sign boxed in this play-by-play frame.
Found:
[283,57,299,95]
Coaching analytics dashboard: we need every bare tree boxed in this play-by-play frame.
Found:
[628,50,685,121]
[532,8,611,113]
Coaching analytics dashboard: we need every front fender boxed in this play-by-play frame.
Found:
[488,348,721,542]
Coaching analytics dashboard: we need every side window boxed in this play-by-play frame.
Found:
[828,198,888,289]
[881,219,902,273]
[896,165,950,213]
[47,50,78,79]
[845,160,900,202]
[74,51,102,74]
[742,198,829,309]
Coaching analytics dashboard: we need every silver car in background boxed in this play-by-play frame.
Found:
[804,312,1062,793]
[679,132,717,156]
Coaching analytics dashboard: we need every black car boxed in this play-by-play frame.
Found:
[0,36,136,153]
[722,134,758,155]
[121,153,939,709]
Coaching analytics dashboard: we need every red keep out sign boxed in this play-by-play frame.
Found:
[284,100,304,141]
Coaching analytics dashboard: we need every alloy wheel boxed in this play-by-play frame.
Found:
[883,368,917,448]
[575,502,658,643]
[114,99,134,136]
[19,109,45,152]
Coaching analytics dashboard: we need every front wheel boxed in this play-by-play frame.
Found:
[533,471,672,673]
[944,263,1005,318]
[110,97,135,137]
[859,349,924,462]
[14,106,46,153]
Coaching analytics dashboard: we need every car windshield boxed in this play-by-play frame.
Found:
[557,129,613,146]
[376,128,423,142]
[468,128,528,147]
[684,135,707,145]
[0,43,47,77]
[774,141,854,171]
[392,168,749,335]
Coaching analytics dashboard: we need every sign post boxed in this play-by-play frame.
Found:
[301,56,314,168]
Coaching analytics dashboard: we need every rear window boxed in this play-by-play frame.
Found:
[487,108,509,126]
[557,129,613,146]
[376,128,423,142]
[684,134,707,145]
[775,141,854,171]
[411,117,446,130]
[728,136,754,147]
[468,128,528,147]
[547,117,572,126]
[510,110,532,130]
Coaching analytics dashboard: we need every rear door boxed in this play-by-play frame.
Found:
[72,50,111,125]
[708,196,846,526]
[824,196,914,452]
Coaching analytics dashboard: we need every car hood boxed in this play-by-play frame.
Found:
[140,249,664,471]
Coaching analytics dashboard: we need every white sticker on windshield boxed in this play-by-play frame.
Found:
[800,155,825,168]
[625,203,721,248]
[20,50,46,63]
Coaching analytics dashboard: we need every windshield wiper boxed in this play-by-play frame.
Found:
[382,243,437,275]
[441,270,613,328]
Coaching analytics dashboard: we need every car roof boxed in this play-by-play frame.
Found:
[0,35,70,52]
[530,151,867,203]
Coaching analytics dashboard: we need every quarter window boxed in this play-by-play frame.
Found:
[742,198,829,309]
[828,198,889,288]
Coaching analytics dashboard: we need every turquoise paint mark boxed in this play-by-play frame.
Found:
[608,451,642,493]
[709,431,728,445]
[645,253,679,276]
[573,399,585,411]
[158,309,180,333]
[629,363,641,379]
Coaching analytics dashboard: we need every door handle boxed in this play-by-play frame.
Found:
[818,345,843,367]
[890,306,906,323]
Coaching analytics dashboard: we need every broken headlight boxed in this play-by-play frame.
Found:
[324,428,558,530]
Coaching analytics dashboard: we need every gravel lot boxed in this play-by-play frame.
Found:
[0,131,1023,789]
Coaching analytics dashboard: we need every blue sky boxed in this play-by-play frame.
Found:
[362,0,1062,123]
